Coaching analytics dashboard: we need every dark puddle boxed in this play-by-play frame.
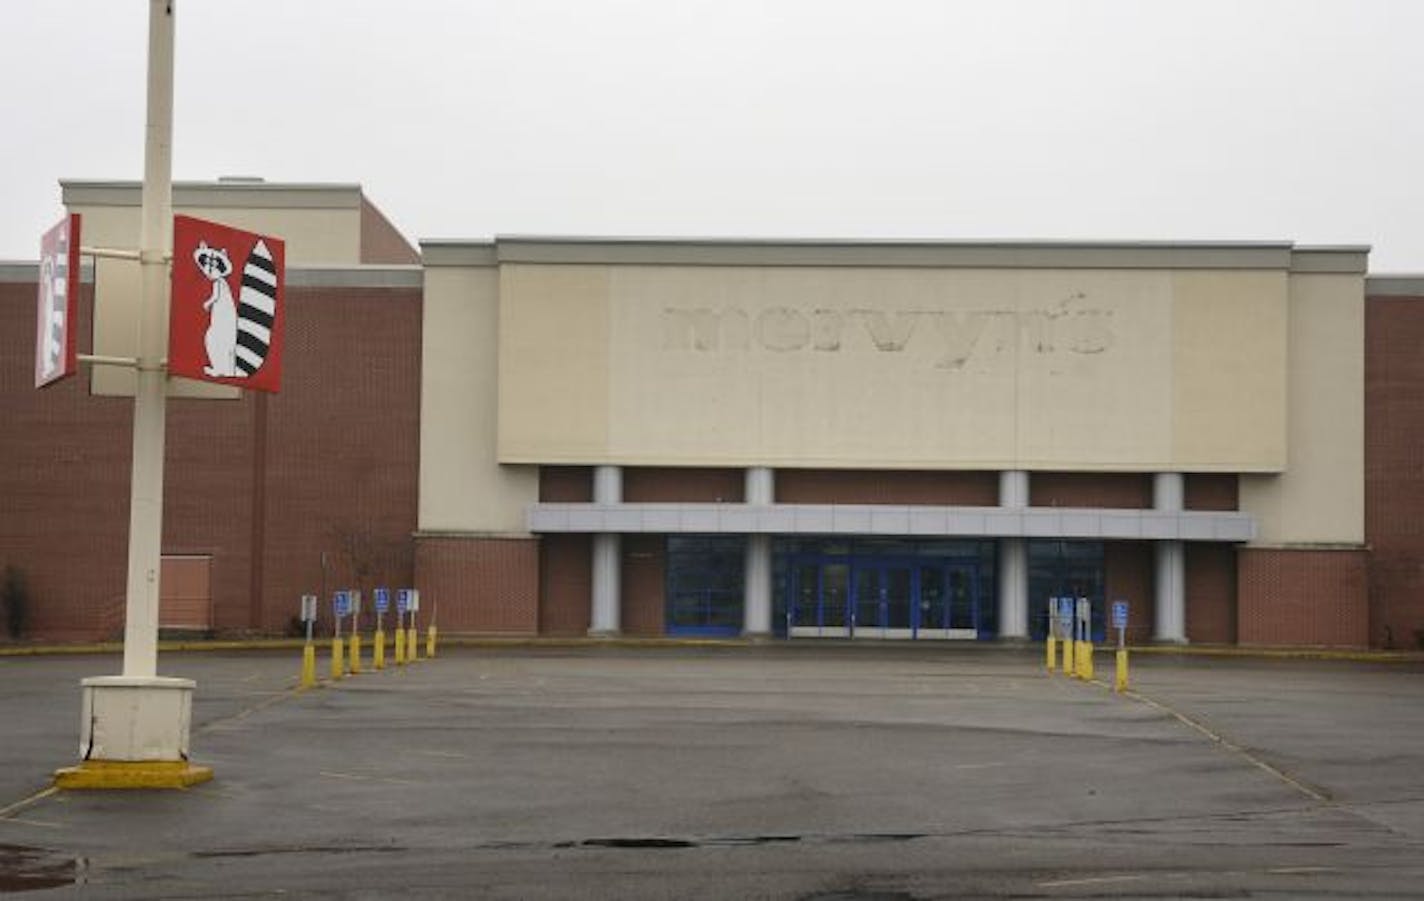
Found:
[556,833,923,851]
[0,845,80,893]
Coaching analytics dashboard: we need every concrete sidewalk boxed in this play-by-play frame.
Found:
[2,645,1422,898]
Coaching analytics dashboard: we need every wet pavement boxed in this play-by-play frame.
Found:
[1,645,1422,898]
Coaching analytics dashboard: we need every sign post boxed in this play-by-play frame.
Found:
[54,2,214,790]
[299,594,317,689]
[373,588,390,670]
[1045,597,1059,672]
[1112,600,1130,693]
[1059,598,1075,676]
[347,591,363,675]
[394,589,409,666]
[406,590,421,663]
[1076,597,1094,681]
[331,591,349,680]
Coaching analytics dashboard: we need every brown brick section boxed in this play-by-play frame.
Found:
[1185,544,1237,643]
[1237,548,1368,647]
[622,534,666,636]
[358,198,419,264]
[539,534,591,636]
[1366,295,1424,648]
[2,280,131,640]
[1,278,422,641]
[539,467,593,502]
[625,468,744,503]
[776,469,998,505]
[1030,472,1151,509]
[414,536,538,634]
[1184,474,1238,511]
[1104,541,1154,643]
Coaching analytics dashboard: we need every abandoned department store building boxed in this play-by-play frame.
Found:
[4,179,1423,649]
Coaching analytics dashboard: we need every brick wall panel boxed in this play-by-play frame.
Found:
[622,534,666,636]
[625,468,744,503]
[1185,543,1236,643]
[1366,295,1424,648]
[1031,473,1152,509]
[1237,548,1368,647]
[414,536,538,633]
[1104,541,1154,644]
[539,534,591,636]
[539,467,593,502]
[1184,474,1238,511]
[776,470,998,505]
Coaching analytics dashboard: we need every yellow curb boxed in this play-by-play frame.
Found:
[54,760,214,790]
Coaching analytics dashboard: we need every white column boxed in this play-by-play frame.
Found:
[590,465,622,636]
[997,470,1030,639]
[1154,472,1187,643]
[743,467,774,638]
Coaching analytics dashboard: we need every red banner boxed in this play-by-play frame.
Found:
[35,214,81,388]
[169,215,286,393]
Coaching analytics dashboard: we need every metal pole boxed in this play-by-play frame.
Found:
[121,0,175,679]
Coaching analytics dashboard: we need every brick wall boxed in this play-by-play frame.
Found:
[625,468,744,503]
[622,534,666,636]
[776,469,998,505]
[1184,474,1238,511]
[539,467,592,502]
[1186,544,1237,643]
[1365,295,1424,649]
[1,276,423,641]
[1030,472,1152,509]
[1237,548,1369,647]
[414,535,538,634]
[1104,541,1154,643]
[539,534,590,636]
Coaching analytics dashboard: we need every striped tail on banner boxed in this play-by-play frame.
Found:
[235,239,277,376]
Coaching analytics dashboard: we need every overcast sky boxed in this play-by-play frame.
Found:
[4,0,1421,270]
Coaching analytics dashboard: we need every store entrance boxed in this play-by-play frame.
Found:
[788,555,984,640]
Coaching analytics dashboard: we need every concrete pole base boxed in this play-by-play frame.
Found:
[55,676,211,790]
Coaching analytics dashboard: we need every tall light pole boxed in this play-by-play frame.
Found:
[55,0,212,790]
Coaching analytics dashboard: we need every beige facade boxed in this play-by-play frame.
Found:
[418,238,1366,548]
[419,251,537,535]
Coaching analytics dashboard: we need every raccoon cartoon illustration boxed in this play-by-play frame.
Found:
[194,239,278,378]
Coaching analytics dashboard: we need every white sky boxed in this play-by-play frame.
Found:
[3,0,1422,270]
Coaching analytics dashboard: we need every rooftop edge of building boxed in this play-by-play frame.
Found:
[420,236,1369,273]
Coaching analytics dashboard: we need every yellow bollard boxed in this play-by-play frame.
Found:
[374,628,386,670]
[300,642,316,689]
[1061,631,1074,676]
[394,626,406,665]
[1114,647,1129,693]
[1079,640,1094,681]
[407,626,419,662]
[349,632,362,675]
[426,624,437,659]
[1045,632,1056,672]
[330,635,345,680]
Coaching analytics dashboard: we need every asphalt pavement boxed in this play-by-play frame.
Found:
[1,644,1422,898]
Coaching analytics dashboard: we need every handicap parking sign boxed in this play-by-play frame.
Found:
[396,589,410,614]
[333,590,350,618]
[374,587,390,614]
[1112,601,1129,629]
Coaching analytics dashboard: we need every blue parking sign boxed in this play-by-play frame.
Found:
[374,587,390,614]
[333,590,350,618]
[396,589,410,614]
[1112,600,1129,629]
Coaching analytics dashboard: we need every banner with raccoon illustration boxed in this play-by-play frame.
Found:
[169,215,286,393]
[35,213,82,388]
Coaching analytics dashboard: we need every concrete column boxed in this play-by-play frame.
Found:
[590,465,622,637]
[1154,472,1187,643]
[998,470,1029,640]
[743,467,774,638]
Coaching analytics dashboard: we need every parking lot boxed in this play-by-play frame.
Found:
[2,644,1422,898]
